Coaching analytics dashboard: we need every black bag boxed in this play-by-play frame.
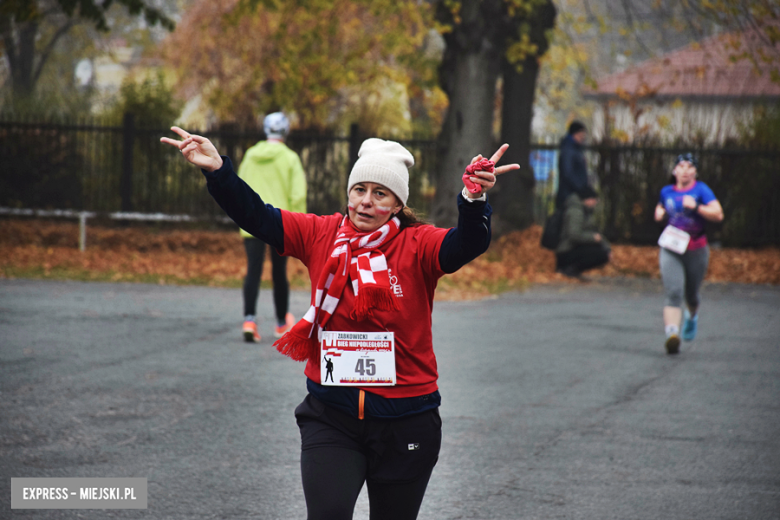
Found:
[540,209,563,250]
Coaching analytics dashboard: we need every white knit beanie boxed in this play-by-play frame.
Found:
[347,138,413,206]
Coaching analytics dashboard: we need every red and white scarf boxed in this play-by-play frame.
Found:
[274,215,402,361]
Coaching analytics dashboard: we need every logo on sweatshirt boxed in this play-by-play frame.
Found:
[389,269,403,297]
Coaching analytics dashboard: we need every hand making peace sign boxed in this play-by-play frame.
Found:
[463,143,520,199]
[160,126,224,172]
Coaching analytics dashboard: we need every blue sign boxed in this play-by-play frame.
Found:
[530,149,557,182]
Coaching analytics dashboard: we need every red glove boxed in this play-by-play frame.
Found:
[462,159,495,195]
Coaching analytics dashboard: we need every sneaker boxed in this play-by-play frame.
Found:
[243,320,261,343]
[682,310,698,341]
[274,313,296,338]
[665,334,680,355]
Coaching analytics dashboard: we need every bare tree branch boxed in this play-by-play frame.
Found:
[31,19,74,87]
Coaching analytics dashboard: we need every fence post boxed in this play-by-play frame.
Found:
[348,123,360,176]
[78,212,88,252]
[121,112,135,212]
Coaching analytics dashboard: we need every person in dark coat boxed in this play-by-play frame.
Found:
[555,121,590,209]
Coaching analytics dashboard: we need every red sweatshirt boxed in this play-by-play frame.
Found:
[281,210,449,399]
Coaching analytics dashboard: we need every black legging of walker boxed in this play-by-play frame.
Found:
[243,237,289,322]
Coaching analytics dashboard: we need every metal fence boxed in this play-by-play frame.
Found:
[2,115,779,246]
[1,116,437,220]
[586,145,780,247]
[525,141,780,247]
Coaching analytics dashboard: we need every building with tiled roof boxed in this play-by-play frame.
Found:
[583,30,780,144]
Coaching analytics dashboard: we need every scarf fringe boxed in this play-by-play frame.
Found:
[351,286,401,321]
[274,331,318,362]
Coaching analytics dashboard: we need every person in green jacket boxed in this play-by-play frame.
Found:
[239,112,307,342]
[555,185,610,278]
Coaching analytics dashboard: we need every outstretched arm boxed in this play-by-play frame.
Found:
[160,127,284,249]
[439,144,520,273]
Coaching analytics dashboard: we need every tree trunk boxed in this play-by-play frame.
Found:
[430,0,556,229]
[489,56,540,233]
[3,14,73,104]
[429,0,504,227]
[5,19,38,97]
[430,51,501,226]
[490,0,556,233]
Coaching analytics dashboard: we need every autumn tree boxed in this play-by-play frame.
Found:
[0,0,174,107]
[163,0,434,131]
[650,0,780,81]
[494,0,557,231]
[103,72,182,126]
[429,0,556,229]
[546,0,780,133]
[165,0,557,229]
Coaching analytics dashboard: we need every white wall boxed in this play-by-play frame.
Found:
[587,98,771,145]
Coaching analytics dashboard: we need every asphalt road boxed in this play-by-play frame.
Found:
[1,278,779,519]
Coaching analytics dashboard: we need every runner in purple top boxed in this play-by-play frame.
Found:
[659,176,716,251]
[654,153,724,354]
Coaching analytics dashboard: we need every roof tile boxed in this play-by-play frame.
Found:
[585,31,780,98]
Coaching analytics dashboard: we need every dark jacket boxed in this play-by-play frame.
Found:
[556,134,589,209]
[556,193,610,254]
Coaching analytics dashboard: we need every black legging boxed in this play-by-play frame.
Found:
[300,447,435,520]
[295,394,440,520]
[243,238,289,322]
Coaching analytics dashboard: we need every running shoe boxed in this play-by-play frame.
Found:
[665,334,680,355]
[243,320,261,343]
[274,313,296,338]
[682,310,698,341]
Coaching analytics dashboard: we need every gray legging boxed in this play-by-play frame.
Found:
[659,246,710,308]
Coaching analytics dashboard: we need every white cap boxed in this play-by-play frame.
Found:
[263,112,290,139]
[347,138,413,206]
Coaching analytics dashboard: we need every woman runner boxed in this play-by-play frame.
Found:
[654,153,724,354]
[161,127,518,520]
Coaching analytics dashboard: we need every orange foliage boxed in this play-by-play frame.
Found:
[0,219,307,288]
[162,0,432,129]
[1,220,778,299]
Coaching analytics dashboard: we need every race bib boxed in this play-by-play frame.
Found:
[658,225,691,254]
[320,331,396,386]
